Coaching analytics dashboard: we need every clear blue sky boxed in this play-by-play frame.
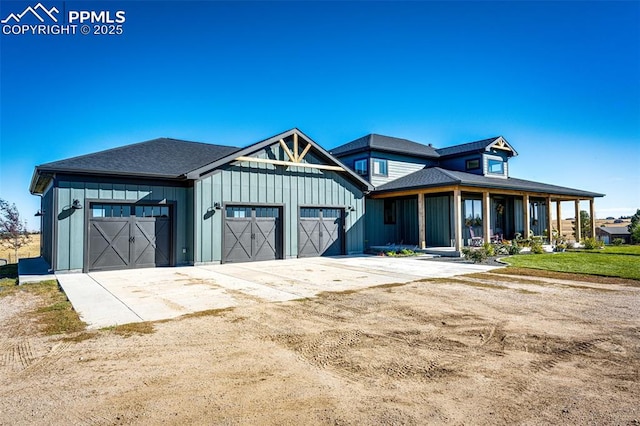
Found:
[1,1,639,230]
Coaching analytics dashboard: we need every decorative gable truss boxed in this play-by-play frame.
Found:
[186,129,372,190]
[486,136,517,157]
[235,132,344,172]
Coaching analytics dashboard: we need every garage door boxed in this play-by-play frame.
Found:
[223,206,282,263]
[298,208,344,257]
[88,204,171,271]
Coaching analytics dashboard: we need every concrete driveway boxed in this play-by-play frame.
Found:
[56,256,497,329]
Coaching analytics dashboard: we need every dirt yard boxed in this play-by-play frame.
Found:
[1,270,638,425]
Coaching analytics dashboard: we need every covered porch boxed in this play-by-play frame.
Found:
[368,185,599,256]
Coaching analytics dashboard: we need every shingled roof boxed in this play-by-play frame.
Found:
[436,137,504,157]
[30,138,240,193]
[35,138,240,178]
[375,167,604,198]
[330,134,439,158]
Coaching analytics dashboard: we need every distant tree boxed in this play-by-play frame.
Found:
[0,199,29,263]
[572,210,592,239]
[629,209,640,244]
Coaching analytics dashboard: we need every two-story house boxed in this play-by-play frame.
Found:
[30,128,604,273]
[331,134,603,254]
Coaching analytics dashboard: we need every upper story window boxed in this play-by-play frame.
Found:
[466,159,480,171]
[488,159,504,175]
[372,158,388,176]
[354,159,368,177]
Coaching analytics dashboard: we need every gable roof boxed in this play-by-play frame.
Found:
[330,134,440,158]
[436,136,517,157]
[31,130,373,194]
[186,128,373,190]
[31,138,241,193]
[38,138,239,178]
[374,166,604,198]
[597,226,630,235]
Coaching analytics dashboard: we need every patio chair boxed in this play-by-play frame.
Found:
[468,227,483,247]
[490,228,503,243]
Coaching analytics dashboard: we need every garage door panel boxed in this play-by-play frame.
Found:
[224,219,253,263]
[298,208,344,258]
[133,218,171,268]
[320,218,342,256]
[254,218,278,261]
[298,219,321,257]
[223,206,282,263]
[89,220,131,271]
[88,206,172,272]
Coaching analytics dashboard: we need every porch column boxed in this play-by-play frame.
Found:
[546,197,553,244]
[574,200,581,242]
[453,189,463,253]
[418,193,426,249]
[523,194,531,239]
[589,199,596,239]
[482,191,490,243]
[556,201,562,242]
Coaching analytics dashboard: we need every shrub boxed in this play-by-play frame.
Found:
[530,236,544,254]
[505,240,521,255]
[482,242,495,257]
[612,238,625,246]
[462,247,488,263]
[399,248,416,256]
[583,237,603,250]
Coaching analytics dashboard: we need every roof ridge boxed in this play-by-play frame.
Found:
[436,136,500,152]
[433,166,463,182]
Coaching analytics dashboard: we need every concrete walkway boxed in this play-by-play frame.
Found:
[56,256,498,329]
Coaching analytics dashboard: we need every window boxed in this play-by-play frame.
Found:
[91,204,131,218]
[92,204,169,218]
[372,158,388,176]
[354,159,368,177]
[463,199,483,227]
[226,207,250,218]
[135,205,169,217]
[466,159,480,170]
[488,159,504,174]
[384,199,396,224]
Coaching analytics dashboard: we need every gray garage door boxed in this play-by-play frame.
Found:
[298,208,344,258]
[223,206,282,263]
[88,204,171,271]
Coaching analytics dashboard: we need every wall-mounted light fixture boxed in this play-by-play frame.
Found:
[348,206,356,212]
[206,202,222,213]
[71,199,83,209]
[35,210,44,217]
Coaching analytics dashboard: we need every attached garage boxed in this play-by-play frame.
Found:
[87,203,172,271]
[298,207,344,257]
[223,205,282,263]
[30,128,371,272]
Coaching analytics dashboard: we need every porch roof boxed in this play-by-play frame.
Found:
[373,167,604,199]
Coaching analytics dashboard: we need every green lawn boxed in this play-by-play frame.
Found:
[596,245,640,256]
[504,250,640,280]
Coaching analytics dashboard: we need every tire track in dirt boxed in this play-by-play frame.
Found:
[19,341,73,376]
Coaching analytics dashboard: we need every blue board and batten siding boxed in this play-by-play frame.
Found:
[54,180,193,271]
[194,144,366,263]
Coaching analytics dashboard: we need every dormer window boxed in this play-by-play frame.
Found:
[488,159,504,175]
[372,158,388,176]
[354,159,368,177]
